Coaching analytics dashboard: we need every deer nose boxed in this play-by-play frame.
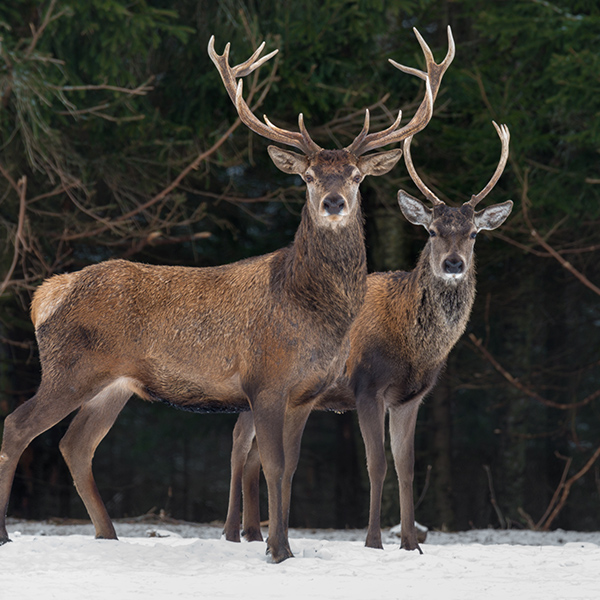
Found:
[444,257,464,274]
[322,194,345,215]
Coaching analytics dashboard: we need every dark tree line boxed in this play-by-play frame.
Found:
[1,0,598,532]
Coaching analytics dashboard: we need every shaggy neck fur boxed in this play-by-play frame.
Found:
[272,201,367,338]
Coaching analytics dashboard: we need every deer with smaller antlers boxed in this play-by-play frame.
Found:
[0,30,453,563]
[224,121,513,553]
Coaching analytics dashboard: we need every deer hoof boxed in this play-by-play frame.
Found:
[266,542,294,563]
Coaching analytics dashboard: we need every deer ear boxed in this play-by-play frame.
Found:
[267,146,309,174]
[397,190,433,228]
[474,200,513,231]
[358,149,403,177]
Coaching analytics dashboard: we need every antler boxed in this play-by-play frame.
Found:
[402,134,445,206]
[208,36,322,155]
[404,121,510,208]
[345,26,455,156]
[465,122,510,207]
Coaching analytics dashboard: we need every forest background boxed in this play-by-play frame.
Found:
[0,0,598,534]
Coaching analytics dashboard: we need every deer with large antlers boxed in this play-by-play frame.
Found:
[0,30,452,563]
[224,122,513,552]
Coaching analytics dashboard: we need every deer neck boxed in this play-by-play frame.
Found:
[274,202,367,334]
[408,244,476,337]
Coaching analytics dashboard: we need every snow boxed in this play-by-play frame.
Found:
[3,518,599,600]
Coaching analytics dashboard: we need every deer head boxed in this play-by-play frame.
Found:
[398,121,514,282]
[208,29,455,230]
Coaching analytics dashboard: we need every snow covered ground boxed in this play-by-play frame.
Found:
[2,517,599,600]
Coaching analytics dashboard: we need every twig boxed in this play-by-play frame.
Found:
[61,45,280,242]
[53,78,154,96]
[535,454,572,530]
[0,176,27,296]
[24,0,66,59]
[540,446,600,530]
[520,168,600,296]
[414,464,432,512]
[517,506,536,529]
[468,333,600,411]
[483,465,506,529]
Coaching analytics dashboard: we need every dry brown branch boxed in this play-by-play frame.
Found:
[0,176,27,296]
[54,79,155,96]
[535,454,573,530]
[494,232,600,258]
[540,446,600,530]
[468,333,600,411]
[61,46,280,243]
[54,77,155,122]
[24,0,68,59]
[517,168,600,296]
[414,464,432,512]
[0,336,34,350]
[517,506,537,529]
[483,465,506,529]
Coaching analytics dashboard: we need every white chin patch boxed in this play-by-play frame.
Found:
[320,211,348,228]
[440,272,465,282]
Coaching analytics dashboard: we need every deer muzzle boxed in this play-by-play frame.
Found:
[322,193,346,216]
[443,255,464,275]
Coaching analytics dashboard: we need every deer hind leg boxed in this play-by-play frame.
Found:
[241,437,263,542]
[388,399,422,553]
[356,390,387,549]
[223,412,257,542]
[58,378,132,540]
[0,379,100,544]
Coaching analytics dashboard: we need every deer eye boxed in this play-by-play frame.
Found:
[305,174,314,183]
[353,174,362,184]
[428,230,436,237]
[470,231,477,239]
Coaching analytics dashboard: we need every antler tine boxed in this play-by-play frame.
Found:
[393,26,455,105]
[403,135,445,206]
[346,26,454,156]
[208,36,322,155]
[466,121,510,207]
[349,109,371,154]
[263,112,319,153]
[233,41,279,78]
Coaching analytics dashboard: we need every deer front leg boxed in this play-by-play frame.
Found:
[224,412,256,542]
[281,402,314,535]
[356,391,387,549]
[388,399,422,553]
[252,395,292,563]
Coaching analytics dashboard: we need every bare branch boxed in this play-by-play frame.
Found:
[518,168,600,296]
[468,333,600,411]
[535,454,572,530]
[0,176,27,296]
[483,465,506,529]
[540,446,600,530]
[61,46,280,242]
[53,78,154,96]
[24,0,66,59]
